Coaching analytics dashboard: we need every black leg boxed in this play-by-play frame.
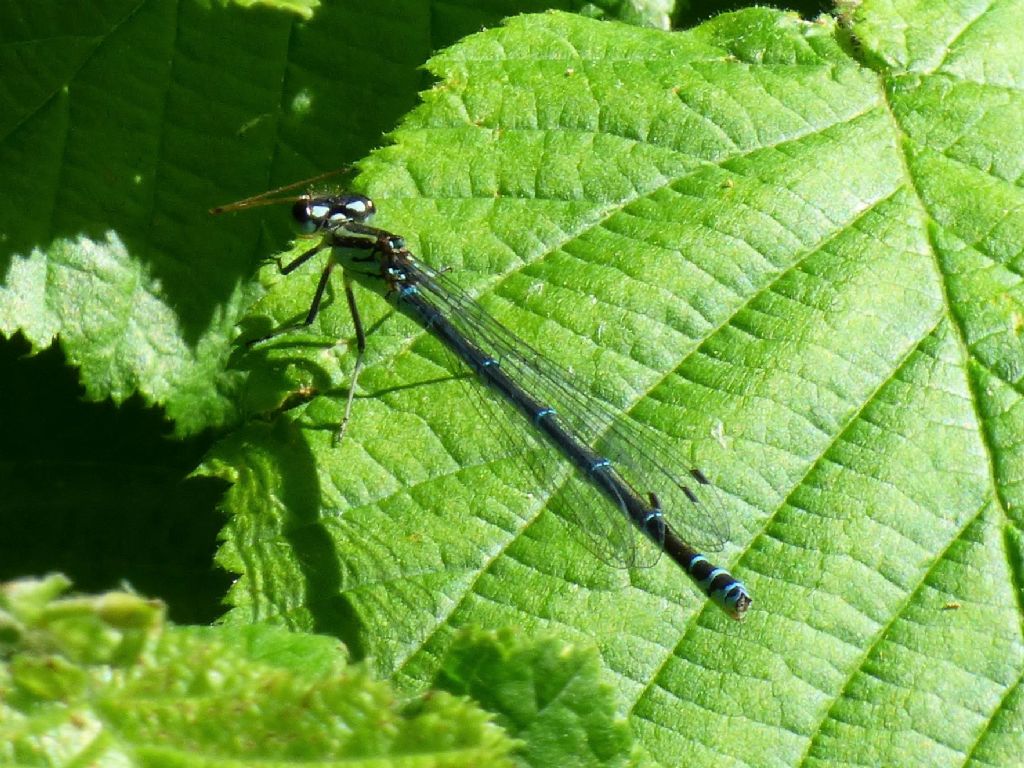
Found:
[246,255,336,347]
[280,239,328,274]
[335,275,367,445]
[303,256,337,325]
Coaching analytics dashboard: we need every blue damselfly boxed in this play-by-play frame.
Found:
[214,177,752,619]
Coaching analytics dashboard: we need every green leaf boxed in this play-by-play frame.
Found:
[579,0,675,29]
[436,628,643,768]
[1,576,517,766]
[227,0,322,21]
[202,5,1024,766]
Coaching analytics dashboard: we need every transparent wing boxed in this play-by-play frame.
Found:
[408,260,730,564]
[400,277,646,569]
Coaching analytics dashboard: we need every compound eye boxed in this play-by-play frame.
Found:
[343,195,375,221]
[292,200,312,226]
[295,200,332,233]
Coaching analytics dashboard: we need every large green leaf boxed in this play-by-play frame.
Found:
[201,5,1024,766]
[3,0,1022,765]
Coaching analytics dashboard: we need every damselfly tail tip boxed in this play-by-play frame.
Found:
[723,586,752,620]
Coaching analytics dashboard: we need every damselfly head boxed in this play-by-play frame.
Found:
[293,194,376,234]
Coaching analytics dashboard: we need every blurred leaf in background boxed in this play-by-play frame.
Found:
[1,576,519,765]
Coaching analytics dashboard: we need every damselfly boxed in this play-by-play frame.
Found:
[214,176,752,620]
